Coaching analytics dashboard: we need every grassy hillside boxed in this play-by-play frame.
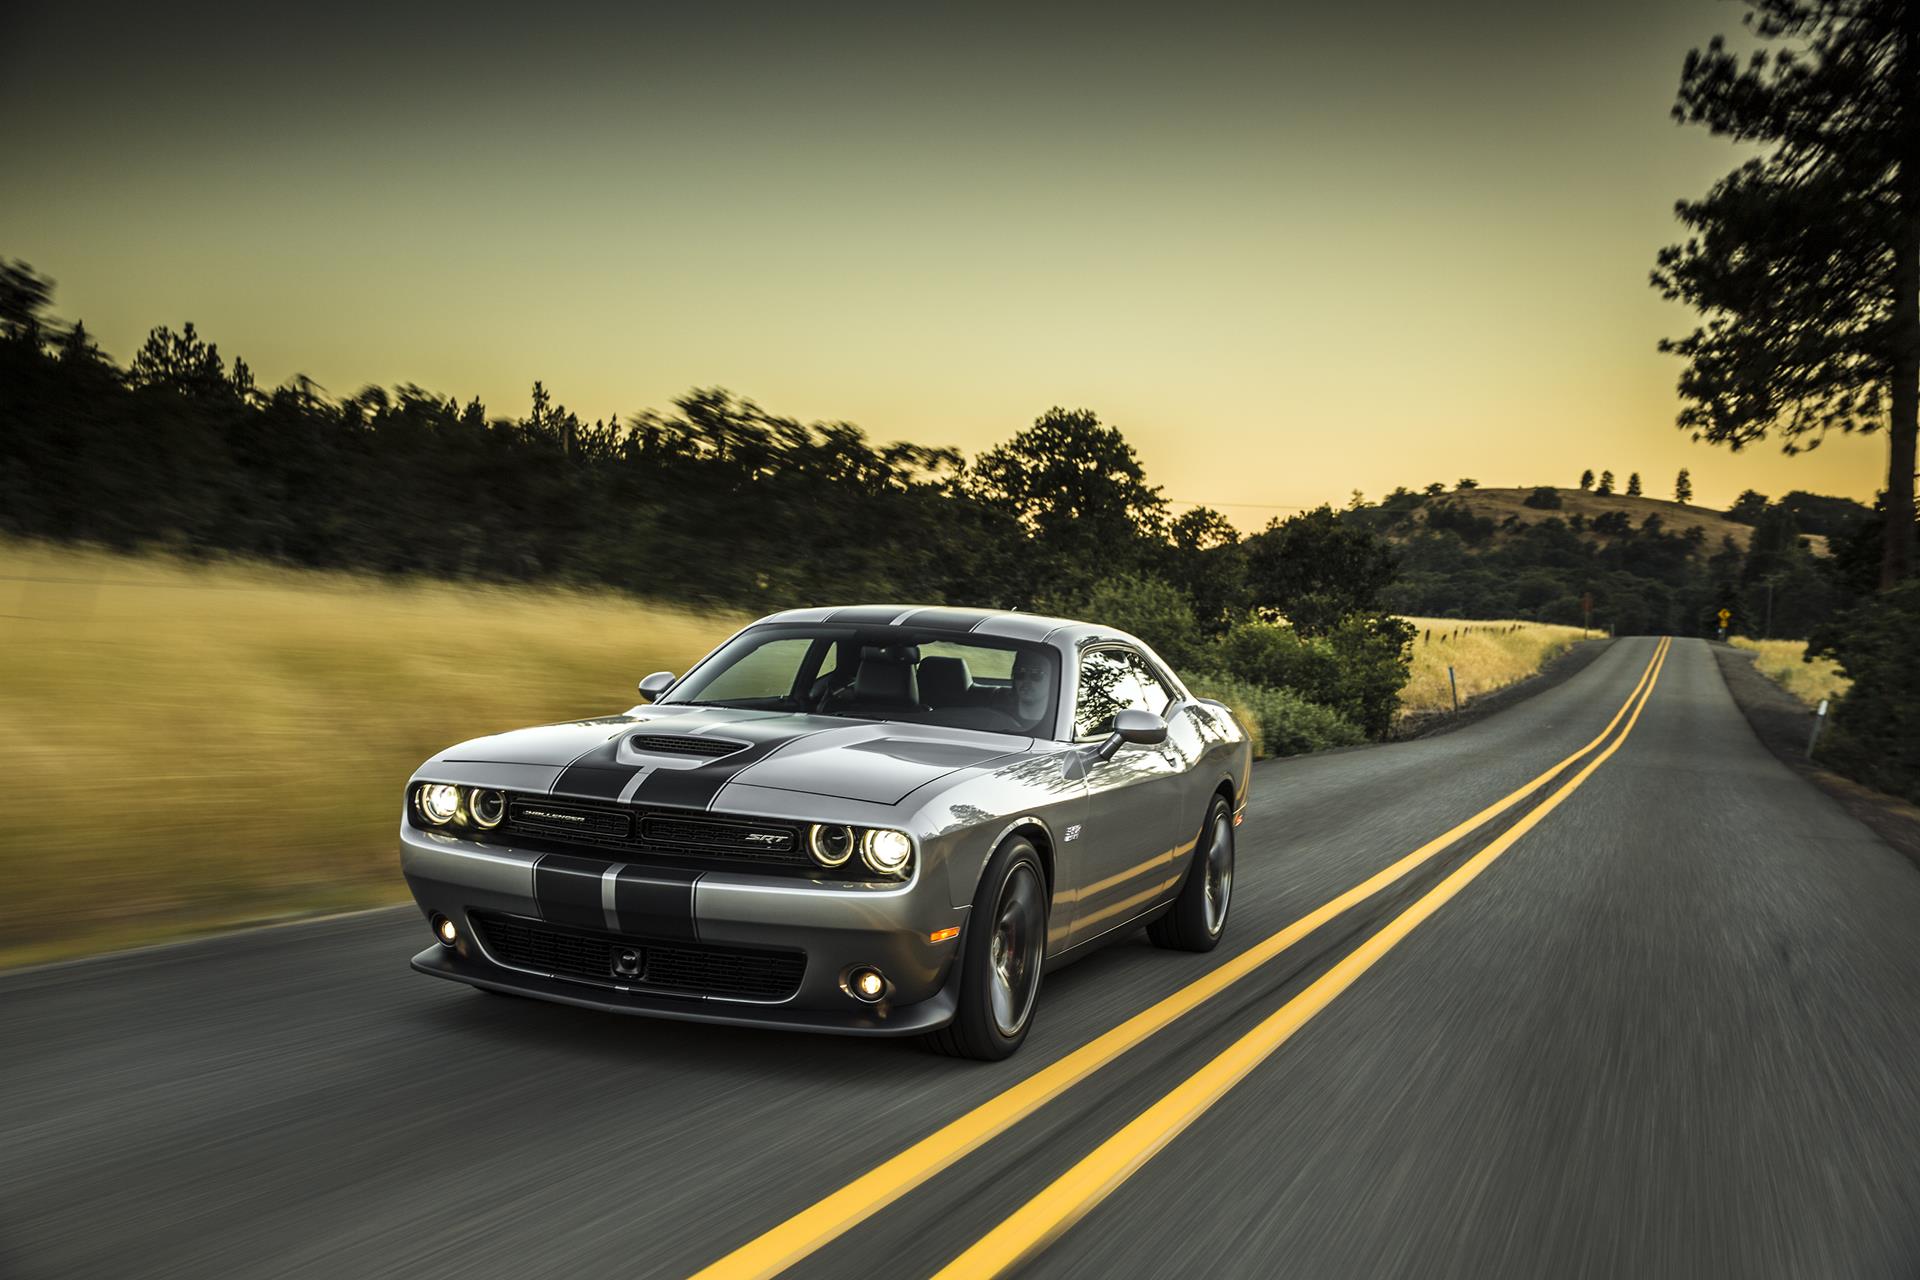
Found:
[1400,617,1591,721]
[0,541,741,967]
[1430,487,1823,554]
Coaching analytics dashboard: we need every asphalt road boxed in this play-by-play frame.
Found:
[5,637,1918,1279]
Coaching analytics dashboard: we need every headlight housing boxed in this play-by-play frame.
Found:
[468,788,506,829]
[807,824,855,868]
[417,783,461,826]
[807,823,912,877]
[860,828,913,876]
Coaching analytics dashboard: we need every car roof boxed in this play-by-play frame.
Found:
[751,604,1111,648]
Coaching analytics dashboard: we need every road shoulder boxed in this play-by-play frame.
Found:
[1712,642,1920,868]
[1394,637,1612,742]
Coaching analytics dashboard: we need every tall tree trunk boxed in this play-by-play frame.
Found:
[1886,0,1920,589]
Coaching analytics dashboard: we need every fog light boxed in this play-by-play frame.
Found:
[846,966,886,1003]
[418,783,461,826]
[433,914,458,946]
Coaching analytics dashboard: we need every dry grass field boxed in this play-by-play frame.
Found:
[1729,637,1851,708]
[0,541,742,967]
[1399,616,1592,721]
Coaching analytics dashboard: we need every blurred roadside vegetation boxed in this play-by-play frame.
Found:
[0,540,741,967]
[0,541,1585,965]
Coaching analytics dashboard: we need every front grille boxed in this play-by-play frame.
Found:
[625,735,747,759]
[472,912,805,1001]
[497,796,805,868]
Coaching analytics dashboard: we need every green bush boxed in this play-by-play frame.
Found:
[1214,613,1413,738]
[1189,676,1365,758]
[1811,581,1920,803]
[1059,572,1208,672]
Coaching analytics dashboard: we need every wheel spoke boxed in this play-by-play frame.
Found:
[988,863,1044,1037]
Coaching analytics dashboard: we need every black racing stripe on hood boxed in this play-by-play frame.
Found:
[533,854,614,931]
[551,737,639,800]
[632,729,825,810]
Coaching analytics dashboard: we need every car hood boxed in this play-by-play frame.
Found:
[441,705,1036,806]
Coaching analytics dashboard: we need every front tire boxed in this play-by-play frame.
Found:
[926,837,1048,1060]
[1149,793,1234,952]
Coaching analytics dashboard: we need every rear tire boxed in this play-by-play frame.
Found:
[1149,793,1234,952]
[926,837,1048,1061]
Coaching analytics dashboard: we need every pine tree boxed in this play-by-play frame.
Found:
[1579,468,1595,490]
[1627,472,1644,497]
[1675,468,1694,503]
[1597,470,1616,495]
[1653,0,1918,587]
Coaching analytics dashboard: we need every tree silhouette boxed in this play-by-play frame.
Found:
[1580,468,1595,490]
[970,407,1168,599]
[1653,0,1917,587]
[1627,472,1643,497]
[1675,468,1694,504]
[1243,507,1398,635]
[1597,470,1616,495]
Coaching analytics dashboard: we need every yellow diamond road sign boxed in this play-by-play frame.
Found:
[1718,608,1731,623]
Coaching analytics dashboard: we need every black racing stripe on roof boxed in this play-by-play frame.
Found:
[822,605,910,625]
[898,607,995,632]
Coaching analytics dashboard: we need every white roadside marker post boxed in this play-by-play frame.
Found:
[1807,698,1829,759]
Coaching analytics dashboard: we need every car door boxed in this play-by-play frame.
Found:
[1065,645,1188,946]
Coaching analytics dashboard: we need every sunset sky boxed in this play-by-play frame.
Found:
[0,0,1891,526]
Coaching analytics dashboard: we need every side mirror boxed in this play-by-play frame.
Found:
[636,671,676,703]
[1094,708,1168,762]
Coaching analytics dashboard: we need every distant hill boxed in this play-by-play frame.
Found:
[1353,485,1870,636]
[1422,487,1825,555]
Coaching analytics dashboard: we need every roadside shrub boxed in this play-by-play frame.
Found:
[1810,582,1920,804]
[1214,613,1413,738]
[1216,618,1342,705]
[1323,613,1416,737]
[1059,572,1207,673]
[1189,676,1365,758]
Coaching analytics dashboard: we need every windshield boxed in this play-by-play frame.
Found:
[662,624,1062,736]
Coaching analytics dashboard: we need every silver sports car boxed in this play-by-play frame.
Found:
[403,605,1252,1059]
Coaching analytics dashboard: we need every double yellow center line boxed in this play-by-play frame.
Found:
[693,637,1671,1280]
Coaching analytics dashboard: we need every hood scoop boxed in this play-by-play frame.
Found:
[625,734,747,759]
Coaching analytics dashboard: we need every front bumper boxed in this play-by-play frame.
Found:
[401,823,967,1036]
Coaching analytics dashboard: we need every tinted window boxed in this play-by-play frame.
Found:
[1075,647,1169,738]
[663,624,1060,735]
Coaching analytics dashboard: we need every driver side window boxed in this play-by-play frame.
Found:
[1076,647,1161,738]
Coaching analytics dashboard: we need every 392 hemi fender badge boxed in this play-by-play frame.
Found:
[1064,824,1082,842]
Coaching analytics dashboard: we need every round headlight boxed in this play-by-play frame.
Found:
[808,824,855,868]
[469,789,506,830]
[418,783,461,826]
[861,828,913,875]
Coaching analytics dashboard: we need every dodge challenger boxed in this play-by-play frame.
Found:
[403,605,1251,1059]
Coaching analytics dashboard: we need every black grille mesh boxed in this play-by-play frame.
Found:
[497,796,803,867]
[472,913,804,1000]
